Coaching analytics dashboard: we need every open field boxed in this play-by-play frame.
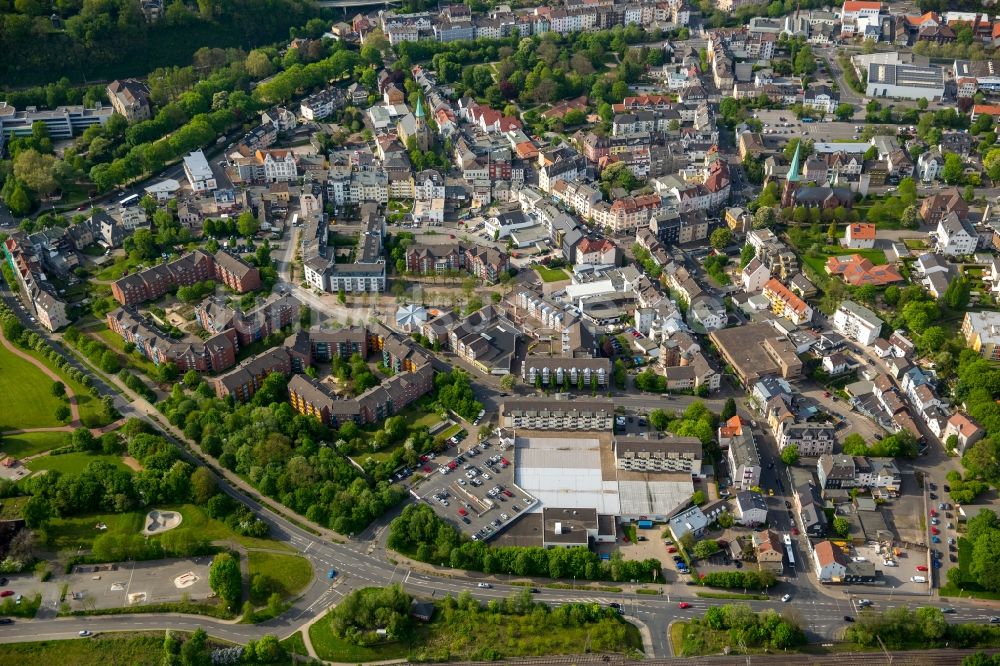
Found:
[1,431,69,458]
[248,551,313,604]
[45,504,293,554]
[0,635,165,666]
[0,342,65,430]
[27,452,131,475]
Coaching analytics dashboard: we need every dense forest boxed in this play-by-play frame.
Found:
[0,0,316,85]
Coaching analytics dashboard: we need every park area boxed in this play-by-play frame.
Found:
[44,503,293,554]
[0,341,67,430]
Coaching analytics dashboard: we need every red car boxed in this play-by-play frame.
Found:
[930,509,937,517]
[678,602,691,609]
[0,591,12,598]
[916,565,928,572]
[791,527,799,536]
[667,546,678,553]
[458,508,468,516]
[931,527,940,535]
[823,391,831,398]
[503,490,514,497]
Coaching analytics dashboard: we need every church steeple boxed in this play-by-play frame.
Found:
[782,140,802,208]
[787,140,802,183]
[415,95,425,119]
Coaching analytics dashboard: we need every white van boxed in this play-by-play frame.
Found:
[910,575,927,583]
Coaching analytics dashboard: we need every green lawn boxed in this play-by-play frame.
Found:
[0,635,165,666]
[95,255,145,281]
[27,452,130,475]
[44,503,293,554]
[248,551,313,604]
[1,431,69,458]
[309,623,414,662]
[0,342,65,430]
[534,265,570,283]
[20,346,111,428]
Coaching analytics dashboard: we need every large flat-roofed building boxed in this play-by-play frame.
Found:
[183,149,216,193]
[866,62,944,100]
[501,398,614,431]
[513,432,694,523]
[614,436,703,475]
[710,322,802,386]
[0,101,112,139]
[541,507,613,548]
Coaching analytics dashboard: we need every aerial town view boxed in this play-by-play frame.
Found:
[4,0,1000,663]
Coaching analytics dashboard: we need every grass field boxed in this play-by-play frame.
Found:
[45,504,293,554]
[0,496,28,520]
[534,265,570,283]
[0,342,65,430]
[19,346,111,429]
[0,431,69,458]
[248,552,313,604]
[27,452,130,475]
[309,621,416,662]
[0,635,165,666]
[280,631,309,657]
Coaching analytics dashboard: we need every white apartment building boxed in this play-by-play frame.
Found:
[833,300,883,345]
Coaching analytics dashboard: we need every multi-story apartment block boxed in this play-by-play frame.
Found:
[726,421,761,491]
[962,311,1000,360]
[762,278,813,325]
[778,422,836,456]
[110,250,259,306]
[404,243,510,283]
[614,436,703,474]
[107,307,238,374]
[501,398,614,430]
[833,300,883,345]
[522,357,609,389]
[211,347,293,401]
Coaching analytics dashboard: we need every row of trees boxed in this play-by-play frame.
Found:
[388,504,662,583]
[697,604,804,650]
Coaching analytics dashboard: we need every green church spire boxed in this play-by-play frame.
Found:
[415,96,425,119]
[787,140,802,183]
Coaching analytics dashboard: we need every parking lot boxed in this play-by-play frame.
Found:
[419,435,537,542]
